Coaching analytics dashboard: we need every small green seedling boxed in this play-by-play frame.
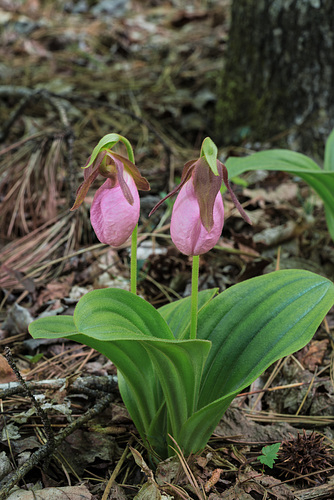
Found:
[257,443,281,469]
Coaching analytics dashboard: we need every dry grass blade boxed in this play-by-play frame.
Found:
[249,356,290,412]
[102,439,133,500]
[244,410,334,426]
[168,434,206,500]
[0,212,75,290]
[0,134,68,238]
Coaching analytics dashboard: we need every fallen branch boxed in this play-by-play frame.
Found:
[0,374,118,399]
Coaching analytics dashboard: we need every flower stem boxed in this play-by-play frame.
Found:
[190,255,199,339]
[119,136,138,295]
[130,224,138,294]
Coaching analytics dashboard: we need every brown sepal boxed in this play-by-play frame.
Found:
[220,161,252,225]
[111,152,150,191]
[148,160,196,216]
[193,157,223,231]
[112,154,134,205]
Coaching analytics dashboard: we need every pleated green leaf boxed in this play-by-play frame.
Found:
[29,288,211,458]
[225,149,334,240]
[29,272,334,458]
[197,270,334,405]
[28,314,76,337]
[177,270,334,454]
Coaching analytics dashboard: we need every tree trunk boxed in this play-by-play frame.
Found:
[218,0,334,156]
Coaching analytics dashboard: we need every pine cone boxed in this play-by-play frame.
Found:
[276,430,333,485]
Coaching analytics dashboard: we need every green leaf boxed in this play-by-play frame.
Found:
[177,270,334,454]
[324,128,334,171]
[225,149,334,241]
[178,394,235,454]
[158,289,218,339]
[29,272,334,458]
[85,133,120,168]
[29,289,174,449]
[29,314,77,338]
[73,288,174,341]
[143,339,211,454]
[197,270,334,406]
[28,288,211,458]
[257,443,281,468]
[24,353,44,364]
[201,137,219,175]
[225,148,321,175]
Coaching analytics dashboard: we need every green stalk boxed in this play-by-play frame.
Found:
[119,136,138,295]
[190,255,199,339]
[131,224,138,295]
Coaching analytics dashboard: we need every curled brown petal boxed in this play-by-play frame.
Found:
[70,167,100,211]
[220,161,252,224]
[148,161,196,216]
[111,154,134,206]
[84,151,107,180]
[111,152,150,191]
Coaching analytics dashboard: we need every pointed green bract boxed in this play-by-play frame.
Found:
[85,133,120,169]
[200,137,219,175]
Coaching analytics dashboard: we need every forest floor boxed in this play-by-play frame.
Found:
[0,0,334,498]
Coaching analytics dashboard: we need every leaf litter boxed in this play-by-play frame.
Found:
[0,0,334,498]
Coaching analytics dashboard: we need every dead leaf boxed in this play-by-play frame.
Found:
[253,221,299,247]
[130,446,155,483]
[221,483,253,499]
[298,339,329,371]
[244,183,298,204]
[134,482,162,500]
[2,303,34,334]
[239,471,294,500]
[36,274,74,307]
[0,355,16,383]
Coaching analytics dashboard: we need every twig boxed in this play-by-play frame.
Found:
[3,347,54,449]
[292,478,334,499]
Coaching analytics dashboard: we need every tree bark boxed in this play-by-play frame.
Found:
[218,0,334,155]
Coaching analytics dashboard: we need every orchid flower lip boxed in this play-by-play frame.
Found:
[90,172,140,247]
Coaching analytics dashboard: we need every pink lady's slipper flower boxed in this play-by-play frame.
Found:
[71,149,150,247]
[150,156,250,256]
